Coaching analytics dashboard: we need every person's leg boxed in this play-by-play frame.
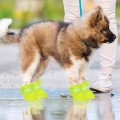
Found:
[63,0,87,22]
[91,0,118,92]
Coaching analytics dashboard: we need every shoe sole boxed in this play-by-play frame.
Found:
[90,88,112,93]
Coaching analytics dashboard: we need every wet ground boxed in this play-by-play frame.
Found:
[0,93,120,120]
[0,44,120,120]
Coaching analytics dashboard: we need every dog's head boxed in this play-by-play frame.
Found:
[83,6,116,48]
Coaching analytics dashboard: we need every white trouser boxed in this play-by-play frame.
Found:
[63,0,118,76]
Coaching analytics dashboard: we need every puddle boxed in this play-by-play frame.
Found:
[0,93,120,120]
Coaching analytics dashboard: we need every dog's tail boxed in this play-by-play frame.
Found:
[0,32,20,43]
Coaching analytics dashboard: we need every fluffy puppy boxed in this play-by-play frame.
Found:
[0,6,116,86]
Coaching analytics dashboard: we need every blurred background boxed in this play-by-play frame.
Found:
[0,0,120,29]
[0,0,64,28]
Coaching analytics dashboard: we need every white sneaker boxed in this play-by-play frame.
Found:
[90,73,112,93]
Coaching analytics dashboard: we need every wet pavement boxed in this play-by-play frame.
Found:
[0,43,120,119]
[0,93,120,120]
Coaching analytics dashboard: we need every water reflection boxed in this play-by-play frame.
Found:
[22,94,115,120]
[97,94,115,120]
[23,100,45,120]
[65,102,88,120]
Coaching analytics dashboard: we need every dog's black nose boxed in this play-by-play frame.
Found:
[108,34,116,43]
[113,34,116,40]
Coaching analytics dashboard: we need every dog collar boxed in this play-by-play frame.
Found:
[83,40,89,47]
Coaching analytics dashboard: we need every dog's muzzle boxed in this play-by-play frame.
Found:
[108,33,116,43]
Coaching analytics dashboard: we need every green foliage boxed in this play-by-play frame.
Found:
[116,3,120,18]
[41,0,64,20]
[12,11,34,28]
[0,0,15,18]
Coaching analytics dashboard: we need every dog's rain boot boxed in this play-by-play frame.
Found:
[69,80,95,102]
[20,80,48,101]
[20,83,36,101]
[31,80,48,99]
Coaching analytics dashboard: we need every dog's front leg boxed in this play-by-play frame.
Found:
[65,57,86,86]
[79,68,86,84]
[66,58,95,101]
[65,64,80,86]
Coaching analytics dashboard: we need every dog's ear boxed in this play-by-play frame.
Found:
[89,6,103,28]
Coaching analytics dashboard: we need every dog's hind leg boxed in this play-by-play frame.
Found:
[21,52,41,85]
[32,59,48,82]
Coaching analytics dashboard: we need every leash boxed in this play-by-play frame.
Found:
[79,0,83,17]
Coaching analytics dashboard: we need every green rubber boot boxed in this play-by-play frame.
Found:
[69,80,95,102]
[20,80,48,101]
[20,82,36,101]
[31,80,48,99]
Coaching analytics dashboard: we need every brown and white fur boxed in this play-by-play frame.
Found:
[0,6,116,86]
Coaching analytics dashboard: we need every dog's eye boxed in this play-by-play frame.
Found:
[103,27,108,31]
[101,27,109,33]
